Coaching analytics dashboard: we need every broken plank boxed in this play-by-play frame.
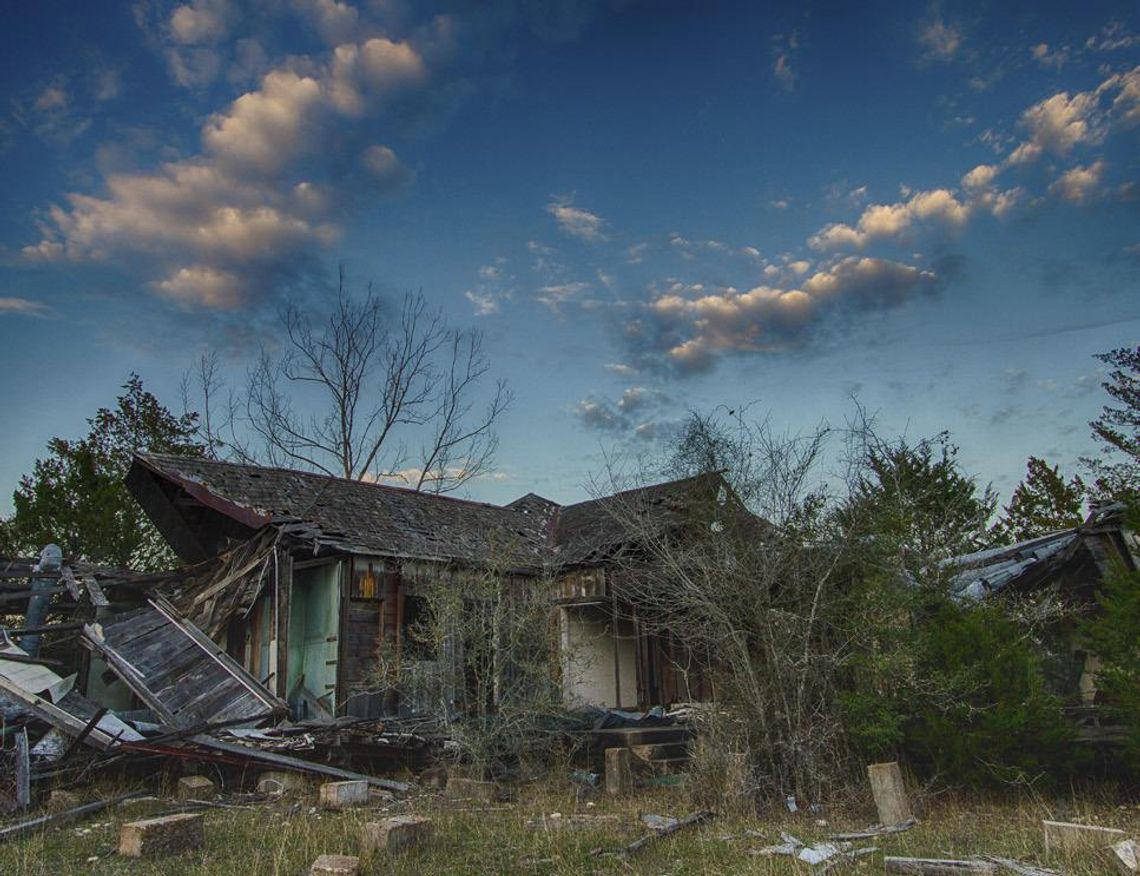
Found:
[979,856,1065,876]
[830,816,918,840]
[186,735,411,793]
[0,673,119,750]
[14,729,30,811]
[0,792,148,844]
[885,858,996,874]
[591,810,714,857]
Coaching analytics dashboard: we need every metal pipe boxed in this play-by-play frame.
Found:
[21,544,62,656]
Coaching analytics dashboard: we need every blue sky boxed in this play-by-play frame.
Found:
[1,0,1138,511]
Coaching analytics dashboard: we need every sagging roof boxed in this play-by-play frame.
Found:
[944,503,1135,600]
[130,453,557,570]
[551,472,734,566]
[129,453,740,573]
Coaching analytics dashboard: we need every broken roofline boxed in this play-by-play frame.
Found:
[127,452,737,572]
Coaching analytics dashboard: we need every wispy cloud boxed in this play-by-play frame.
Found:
[918,10,962,61]
[0,297,51,317]
[546,196,609,242]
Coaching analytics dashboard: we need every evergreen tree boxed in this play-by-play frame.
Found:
[1085,345,1140,501]
[992,456,1085,544]
[0,375,203,570]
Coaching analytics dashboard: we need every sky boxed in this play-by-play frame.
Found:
[1,0,1138,513]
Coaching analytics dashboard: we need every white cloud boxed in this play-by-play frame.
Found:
[604,362,637,376]
[1049,161,1106,204]
[154,266,244,308]
[292,0,361,45]
[1086,22,1138,52]
[465,289,500,316]
[774,54,796,90]
[203,70,325,175]
[546,197,608,241]
[1030,43,1069,69]
[33,85,68,113]
[169,0,235,45]
[536,281,592,310]
[810,188,971,249]
[627,257,937,373]
[24,32,431,309]
[1006,89,1103,165]
[0,297,51,317]
[918,13,961,61]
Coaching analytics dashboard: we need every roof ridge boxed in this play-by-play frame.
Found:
[137,452,520,514]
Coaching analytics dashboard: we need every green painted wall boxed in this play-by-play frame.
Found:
[286,561,341,715]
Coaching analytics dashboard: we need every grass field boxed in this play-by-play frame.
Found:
[1,773,1137,874]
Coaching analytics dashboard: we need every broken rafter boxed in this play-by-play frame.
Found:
[591,810,715,857]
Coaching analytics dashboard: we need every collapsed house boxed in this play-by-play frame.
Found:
[123,453,727,720]
[944,502,1138,742]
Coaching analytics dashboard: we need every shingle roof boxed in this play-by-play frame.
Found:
[133,454,736,572]
[134,454,555,570]
[550,473,730,566]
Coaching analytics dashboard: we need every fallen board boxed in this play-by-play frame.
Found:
[82,597,285,730]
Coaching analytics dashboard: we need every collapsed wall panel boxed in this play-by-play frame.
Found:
[82,596,285,730]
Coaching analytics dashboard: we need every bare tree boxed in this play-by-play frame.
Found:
[189,271,511,490]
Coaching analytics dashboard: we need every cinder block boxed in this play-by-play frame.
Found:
[1043,820,1126,854]
[119,812,204,858]
[257,770,307,796]
[867,762,912,827]
[605,748,631,796]
[319,780,369,810]
[176,775,217,800]
[310,853,360,875]
[361,816,432,856]
[444,777,508,802]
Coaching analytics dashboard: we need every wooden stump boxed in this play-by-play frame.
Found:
[605,748,632,796]
[867,761,912,826]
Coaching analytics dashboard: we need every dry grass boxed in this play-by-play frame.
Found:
[1,773,1138,874]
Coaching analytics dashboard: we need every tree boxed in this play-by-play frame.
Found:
[208,272,511,492]
[0,375,203,570]
[991,456,1085,545]
[838,430,998,581]
[1085,345,1140,501]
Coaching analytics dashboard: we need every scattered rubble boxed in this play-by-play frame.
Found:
[309,853,361,875]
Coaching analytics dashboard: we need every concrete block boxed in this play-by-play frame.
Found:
[1114,839,1139,875]
[444,777,508,802]
[1043,820,1126,854]
[319,780,369,810]
[309,854,360,875]
[867,761,912,827]
[119,812,204,858]
[605,748,632,797]
[47,790,81,812]
[176,775,217,800]
[361,815,432,856]
[257,770,307,796]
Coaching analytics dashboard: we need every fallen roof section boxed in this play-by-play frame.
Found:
[82,595,286,730]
